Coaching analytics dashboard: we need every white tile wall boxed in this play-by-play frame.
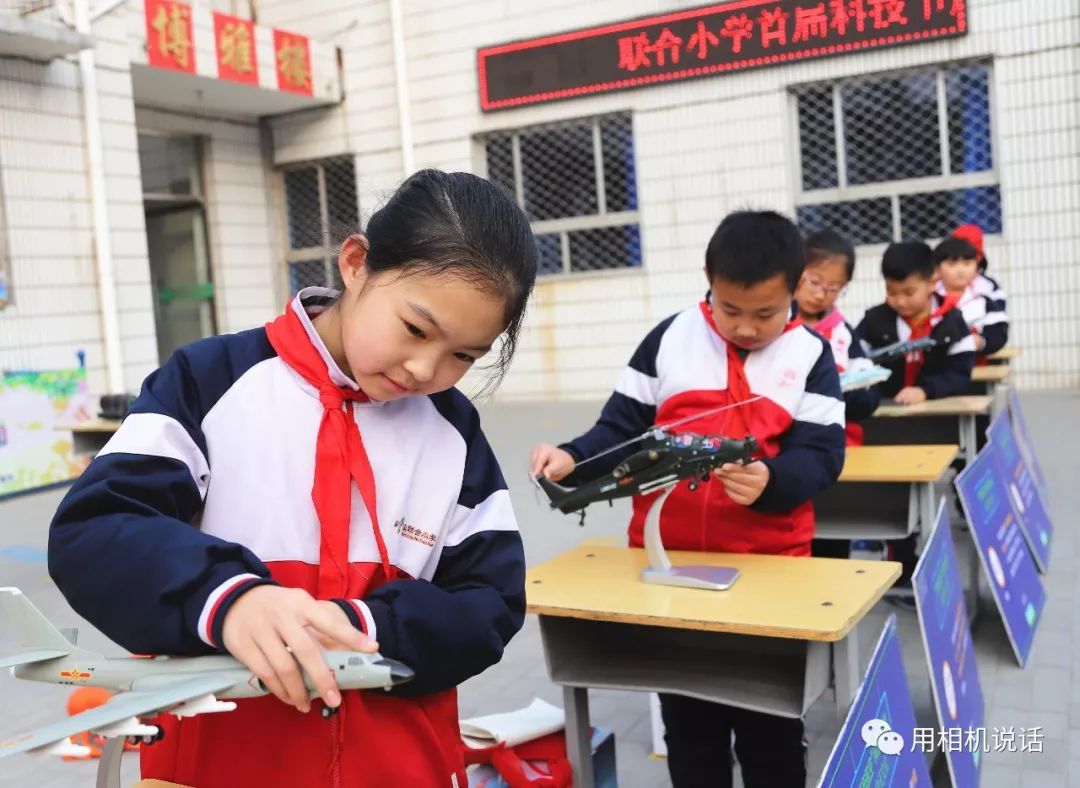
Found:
[256,0,1080,397]
[2,1,1076,402]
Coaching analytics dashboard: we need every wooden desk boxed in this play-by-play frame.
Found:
[867,396,991,465]
[528,545,899,787]
[972,365,1009,384]
[817,445,959,540]
[986,347,1019,364]
[971,365,1011,418]
[55,418,121,458]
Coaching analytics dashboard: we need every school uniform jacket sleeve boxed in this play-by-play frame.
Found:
[48,334,279,656]
[920,311,977,399]
[977,275,1009,355]
[356,391,525,697]
[842,321,882,423]
[751,334,846,512]
[558,315,676,484]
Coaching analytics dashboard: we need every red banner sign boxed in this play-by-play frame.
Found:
[214,12,258,85]
[479,0,967,111]
[145,0,195,74]
[273,29,313,96]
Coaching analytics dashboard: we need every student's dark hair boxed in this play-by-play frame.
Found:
[805,229,856,282]
[363,169,537,390]
[881,240,934,282]
[933,238,979,266]
[705,210,805,292]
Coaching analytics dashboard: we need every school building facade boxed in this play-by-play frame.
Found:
[0,0,1077,401]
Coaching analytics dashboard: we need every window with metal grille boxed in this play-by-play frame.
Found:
[481,113,641,276]
[793,63,1000,245]
[282,157,359,294]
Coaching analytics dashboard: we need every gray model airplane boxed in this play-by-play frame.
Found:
[0,587,413,759]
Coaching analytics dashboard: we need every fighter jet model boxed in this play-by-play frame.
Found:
[536,430,759,520]
[865,336,937,361]
[839,359,892,392]
[0,588,413,759]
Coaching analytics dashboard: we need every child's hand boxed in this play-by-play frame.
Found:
[712,460,770,505]
[530,443,576,481]
[973,334,986,351]
[894,386,928,405]
[222,586,378,713]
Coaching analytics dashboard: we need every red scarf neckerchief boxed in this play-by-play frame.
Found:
[901,293,960,388]
[265,304,393,600]
[463,732,573,788]
[698,300,801,439]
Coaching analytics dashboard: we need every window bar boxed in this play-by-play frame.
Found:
[560,231,571,275]
[891,194,902,242]
[317,165,332,287]
[936,68,951,176]
[832,85,848,189]
[592,119,607,216]
[511,134,525,210]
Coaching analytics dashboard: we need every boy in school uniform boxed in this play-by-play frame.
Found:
[856,240,977,593]
[856,240,977,406]
[531,210,846,788]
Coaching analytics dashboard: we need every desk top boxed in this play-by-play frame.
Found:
[986,347,1019,362]
[874,395,991,418]
[839,444,958,483]
[55,418,122,433]
[526,545,900,642]
[972,365,1010,383]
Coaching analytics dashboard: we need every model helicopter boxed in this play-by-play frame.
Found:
[865,336,937,361]
[536,429,759,522]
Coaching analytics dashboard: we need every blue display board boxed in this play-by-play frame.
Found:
[955,446,1045,667]
[819,615,931,788]
[912,503,985,787]
[987,413,1052,573]
[1006,388,1048,502]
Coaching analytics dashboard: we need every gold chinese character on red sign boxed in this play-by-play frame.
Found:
[214,12,258,85]
[274,30,313,95]
[146,0,194,73]
[220,23,253,73]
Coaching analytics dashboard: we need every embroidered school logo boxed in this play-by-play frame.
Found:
[393,518,437,547]
[861,718,905,756]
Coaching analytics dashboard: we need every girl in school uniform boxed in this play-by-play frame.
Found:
[794,229,881,562]
[49,170,537,787]
[938,224,1009,358]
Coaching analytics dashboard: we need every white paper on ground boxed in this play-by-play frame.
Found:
[460,697,565,749]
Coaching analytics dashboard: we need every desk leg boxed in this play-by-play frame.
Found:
[991,382,1007,420]
[918,481,937,551]
[96,738,123,788]
[564,685,595,788]
[833,626,860,713]
[959,414,978,466]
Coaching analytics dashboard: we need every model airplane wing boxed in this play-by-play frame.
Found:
[839,361,892,392]
[0,673,236,758]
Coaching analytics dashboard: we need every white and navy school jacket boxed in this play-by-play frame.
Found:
[560,304,846,557]
[856,295,977,400]
[797,305,881,427]
[48,289,525,787]
[936,273,1009,356]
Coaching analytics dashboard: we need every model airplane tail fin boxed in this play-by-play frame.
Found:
[533,474,572,511]
[0,588,80,664]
